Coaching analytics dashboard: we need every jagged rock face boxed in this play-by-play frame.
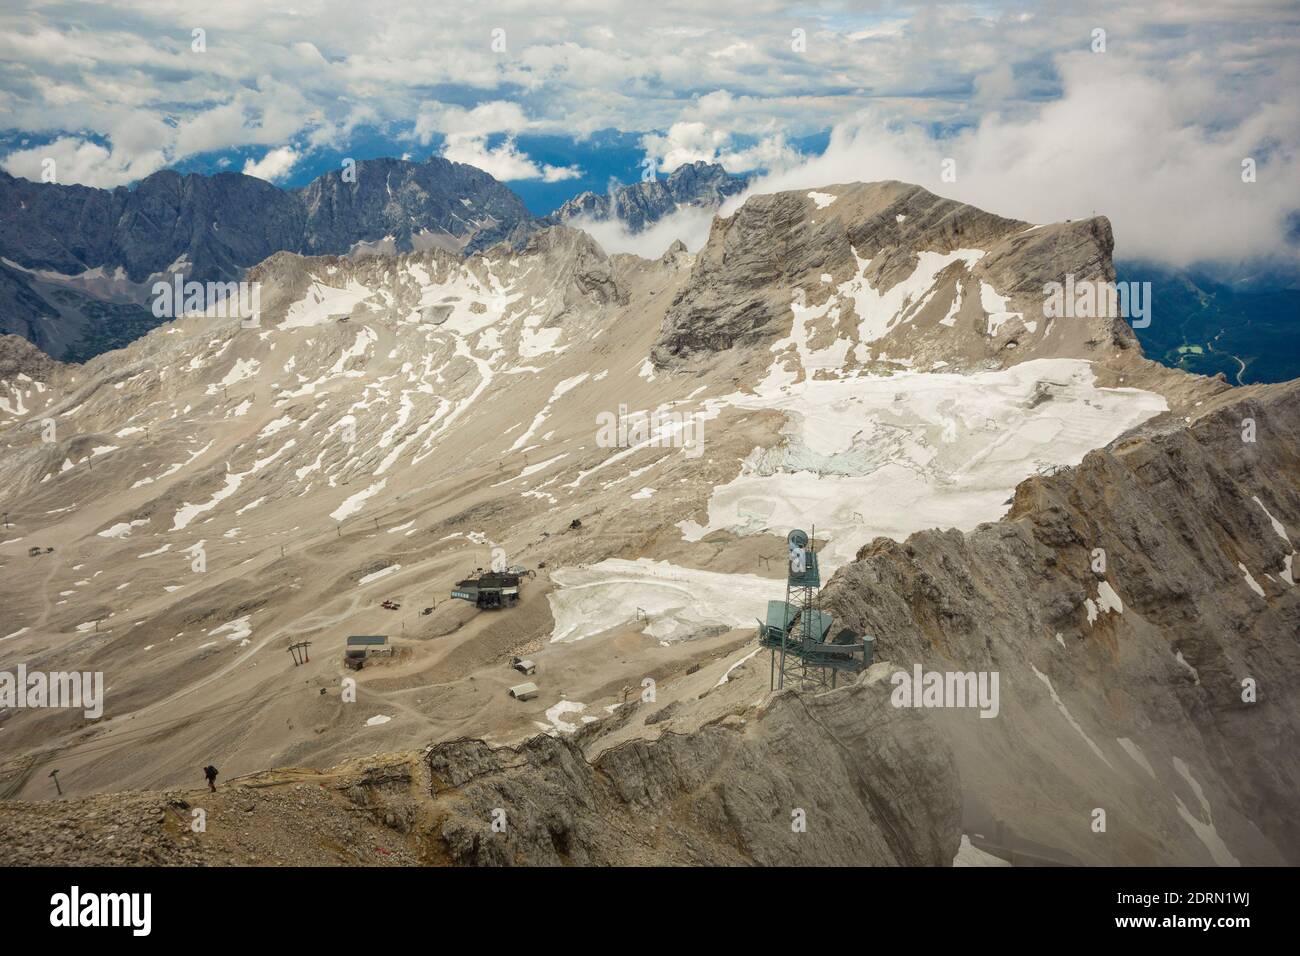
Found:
[429,676,959,865]
[551,161,748,232]
[0,670,959,867]
[513,226,627,319]
[0,159,732,360]
[653,180,1136,372]
[0,334,60,381]
[822,382,1300,865]
[0,268,62,347]
[0,160,532,284]
[296,156,533,257]
[0,169,305,284]
[0,769,427,866]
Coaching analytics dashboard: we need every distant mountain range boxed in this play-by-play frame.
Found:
[2,157,1295,385]
[0,158,747,361]
[548,161,749,231]
[0,157,538,359]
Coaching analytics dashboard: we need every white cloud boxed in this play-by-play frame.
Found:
[740,53,1300,268]
[242,146,300,182]
[640,121,802,175]
[541,164,583,183]
[0,1,1294,270]
[441,134,580,182]
[568,204,716,259]
[414,101,532,144]
[414,99,581,181]
[0,135,164,188]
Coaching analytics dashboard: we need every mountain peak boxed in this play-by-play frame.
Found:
[653,180,1133,372]
[550,160,748,233]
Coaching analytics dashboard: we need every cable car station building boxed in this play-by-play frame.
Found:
[451,571,522,609]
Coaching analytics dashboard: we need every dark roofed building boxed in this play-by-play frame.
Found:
[452,571,521,609]
[344,635,390,665]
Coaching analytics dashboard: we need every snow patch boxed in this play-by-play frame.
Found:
[545,700,596,734]
[210,615,252,642]
[359,564,401,586]
[1030,664,1112,768]
[331,478,387,522]
[549,558,777,644]
[1238,563,1266,598]
[1116,737,1157,778]
[98,519,148,538]
[1171,757,1240,866]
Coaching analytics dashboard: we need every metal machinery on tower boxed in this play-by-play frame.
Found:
[757,528,875,690]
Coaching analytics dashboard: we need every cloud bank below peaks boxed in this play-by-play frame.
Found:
[738,53,1300,271]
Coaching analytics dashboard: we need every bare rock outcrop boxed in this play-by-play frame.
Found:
[822,380,1300,865]
[0,669,961,866]
[550,160,748,233]
[0,333,62,382]
[652,180,1135,372]
[428,672,959,865]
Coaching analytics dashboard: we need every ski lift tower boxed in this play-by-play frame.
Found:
[759,527,874,691]
[771,528,817,689]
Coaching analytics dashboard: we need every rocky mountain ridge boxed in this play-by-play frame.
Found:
[0,157,529,285]
[654,180,1135,373]
[0,159,745,361]
[824,378,1300,865]
[549,160,748,232]
[0,157,533,357]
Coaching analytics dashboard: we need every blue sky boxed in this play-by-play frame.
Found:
[1,1,1297,267]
